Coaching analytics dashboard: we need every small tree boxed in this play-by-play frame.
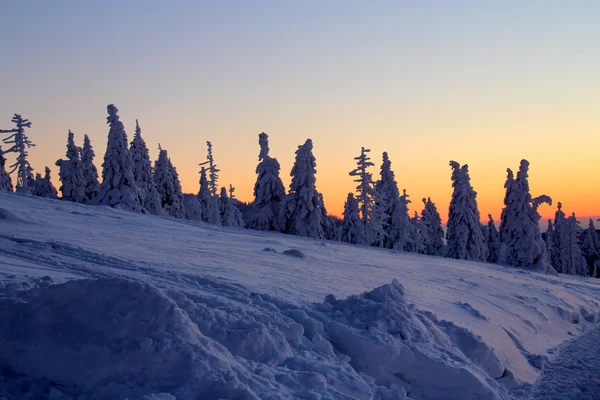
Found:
[279,139,324,238]
[219,186,245,228]
[446,161,487,261]
[0,146,13,192]
[341,193,363,244]
[197,166,220,225]
[56,130,86,203]
[1,114,35,194]
[409,211,426,254]
[565,213,587,275]
[34,167,58,198]
[550,203,569,274]
[250,133,286,231]
[93,105,143,212]
[154,147,183,218]
[130,120,162,215]
[581,219,600,276]
[375,152,411,250]
[420,197,445,256]
[485,214,501,263]
[81,134,99,202]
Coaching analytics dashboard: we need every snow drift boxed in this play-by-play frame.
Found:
[1,192,599,399]
[0,276,511,399]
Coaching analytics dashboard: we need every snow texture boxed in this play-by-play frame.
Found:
[0,191,599,399]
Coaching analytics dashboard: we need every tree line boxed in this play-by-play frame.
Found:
[1,106,598,277]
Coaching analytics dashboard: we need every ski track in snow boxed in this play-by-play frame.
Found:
[1,192,600,399]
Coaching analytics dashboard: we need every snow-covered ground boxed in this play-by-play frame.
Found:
[0,191,599,399]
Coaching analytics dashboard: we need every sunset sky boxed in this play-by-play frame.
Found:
[1,1,598,222]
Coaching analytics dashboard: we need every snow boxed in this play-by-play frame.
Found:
[1,191,599,399]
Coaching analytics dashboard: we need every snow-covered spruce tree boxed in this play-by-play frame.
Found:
[93,105,143,212]
[581,219,600,276]
[219,186,245,228]
[279,139,324,238]
[197,166,220,225]
[81,134,99,202]
[55,130,86,203]
[446,161,487,261]
[129,120,163,215]
[167,157,185,219]
[485,214,501,263]
[550,203,569,273]
[565,213,587,275]
[499,160,553,273]
[154,147,184,218]
[341,193,364,244]
[409,211,426,254]
[374,152,412,250]
[349,147,385,245]
[318,191,338,240]
[544,220,554,261]
[498,168,515,246]
[420,197,445,256]
[250,132,286,231]
[183,193,203,221]
[1,114,35,194]
[34,167,58,198]
[0,146,13,192]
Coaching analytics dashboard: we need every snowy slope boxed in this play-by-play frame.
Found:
[0,191,599,399]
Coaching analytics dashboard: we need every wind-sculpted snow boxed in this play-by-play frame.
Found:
[0,276,512,399]
[1,192,600,398]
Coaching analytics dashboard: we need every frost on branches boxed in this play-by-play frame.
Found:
[446,161,486,261]
[1,114,35,194]
[34,167,58,198]
[130,120,163,215]
[81,134,99,201]
[55,130,86,203]
[92,105,143,212]
[279,139,324,239]
[420,197,445,256]
[250,133,286,231]
[0,146,13,192]
[499,160,553,273]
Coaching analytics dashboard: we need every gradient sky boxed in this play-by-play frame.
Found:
[1,0,599,223]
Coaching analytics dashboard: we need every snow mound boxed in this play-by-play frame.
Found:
[310,279,507,399]
[282,248,306,258]
[0,277,513,399]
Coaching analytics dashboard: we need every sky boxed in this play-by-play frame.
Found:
[1,0,599,223]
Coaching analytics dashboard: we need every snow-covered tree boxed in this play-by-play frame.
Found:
[409,211,426,254]
[420,197,445,256]
[341,193,363,244]
[581,219,600,277]
[318,192,338,241]
[219,186,245,228]
[550,203,569,273]
[375,152,412,250]
[93,105,143,212]
[183,193,203,221]
[34,167,58,198]
[544,220,554,261]
[1,114,35,194]
[129,121,163,215]
[446,161,487,261]
[201,141,220,197]
[197,166,220,225]
[250,133,286,231]
[279,139,324,238]
[55,130,86,203]
[0,146,13,192]
[498,160,553,273]
[485,214,501,263]
[498,168,515,245]
[81,134,99,202]
[153,147,184,218]
[564,213,587,275]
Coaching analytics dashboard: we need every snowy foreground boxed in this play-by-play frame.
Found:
[0,192,599,400]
